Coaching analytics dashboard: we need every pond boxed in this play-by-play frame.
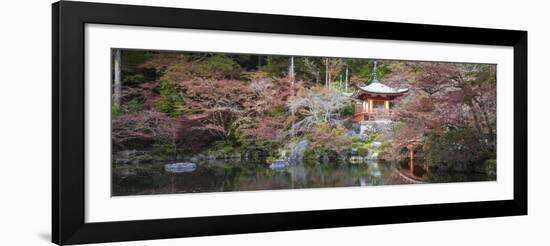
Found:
[112,158,492,196]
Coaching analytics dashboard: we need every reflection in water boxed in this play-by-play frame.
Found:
[112,159,490,196]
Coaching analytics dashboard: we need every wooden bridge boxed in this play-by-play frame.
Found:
[394,167,426,184]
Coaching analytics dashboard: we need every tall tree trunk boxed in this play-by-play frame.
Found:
[114,49,122,109]
[325,58,329,88]
[257,55,262,67]
[289,56,296,127]
[328,70,331,88]
[315,73,319,84]
[345,65,349,92]
[289,56,295,82]
[289,56,295,96]
[326,59,332,89]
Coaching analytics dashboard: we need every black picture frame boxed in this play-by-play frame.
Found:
[52,1,527,245]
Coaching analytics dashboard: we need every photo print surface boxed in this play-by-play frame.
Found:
[111,49,497,196]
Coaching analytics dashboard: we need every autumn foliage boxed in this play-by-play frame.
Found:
[112,49,496,173]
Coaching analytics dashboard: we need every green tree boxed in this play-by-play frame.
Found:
[426,128,489,172]
[156,80,184,117]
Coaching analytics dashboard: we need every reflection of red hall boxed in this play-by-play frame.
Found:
[351,62,408,122]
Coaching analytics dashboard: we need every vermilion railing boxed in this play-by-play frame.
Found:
[354,110,394,122]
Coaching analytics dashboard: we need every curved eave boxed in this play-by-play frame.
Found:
[343,92,354,97]
[351,88,409,98]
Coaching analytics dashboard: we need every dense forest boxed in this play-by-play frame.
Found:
[111,49,497,195]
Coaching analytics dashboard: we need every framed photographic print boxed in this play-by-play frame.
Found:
[52,1,527,245]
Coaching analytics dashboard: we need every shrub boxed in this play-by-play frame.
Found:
[426,127,489,172]
[484,159,497,177]
[203,55,241,77]
[124,98,143,113]
[351,137,370,156]
[220,145,234,153]
[306,123,352,160]
[341,102,354,116]
[151,141,178,161]
[111,111,178,151]
[111,104,123,118]
[156,80,184,117]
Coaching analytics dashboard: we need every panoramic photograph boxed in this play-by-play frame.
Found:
[111,48,497,196]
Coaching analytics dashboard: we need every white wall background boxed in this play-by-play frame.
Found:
[0,0,547,245]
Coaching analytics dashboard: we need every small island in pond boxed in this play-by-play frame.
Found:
[111,49,497,196]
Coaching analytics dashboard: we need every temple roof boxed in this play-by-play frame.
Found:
[359,61,408,95]
[357,82,408,95]
[347,60,408,99]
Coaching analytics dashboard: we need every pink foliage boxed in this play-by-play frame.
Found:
[241,117,285,141]
[269,77,304,108]
[385,63,496,160]
[112,111,178,147]
[180,79,255,140]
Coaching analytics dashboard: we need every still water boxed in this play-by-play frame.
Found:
[112,159,491,196]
